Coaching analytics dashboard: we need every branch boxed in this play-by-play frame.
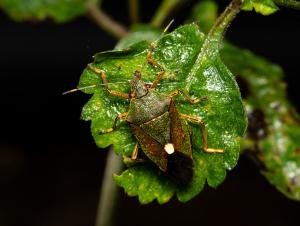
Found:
[128,0,140,24]
[208,0,243,38]
[95,148,123,226]
[86,2,128,39]
[273,0,300,10]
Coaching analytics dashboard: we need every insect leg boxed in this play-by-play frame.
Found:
[122,143,148,164]
[169,89,207,104]
[180,114,224,153]
[146,45,165,89]
[88,64,131,99]
[99,112,128,134]
[131,143,139,160]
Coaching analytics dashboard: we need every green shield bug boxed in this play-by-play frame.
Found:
[83,46,224,185]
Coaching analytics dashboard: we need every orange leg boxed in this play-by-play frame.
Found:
[88,64,131,99]
[122,143,147,164]
[146,45,165,89]
[169,89,208,104]
[131,143,139,160]
[99,112,128,134]
[180,114,224,153]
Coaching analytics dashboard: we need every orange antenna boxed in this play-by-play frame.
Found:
[65,20,176,95]
[62,81,129,95]
[153,19,174,45]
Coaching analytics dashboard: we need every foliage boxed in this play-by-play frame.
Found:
[0,0,96,22]
[79,17,247,203]
[194,0,300,201]
[1,0,300,204]
[222,44,300,200]
[242,0,279,15]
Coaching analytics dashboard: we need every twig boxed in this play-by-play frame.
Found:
[86,2,128,39]
[95,148,123,226]
[150,0,187,27]
[273,0,300,10]
[208,0,243,37]
[128,0,140,24]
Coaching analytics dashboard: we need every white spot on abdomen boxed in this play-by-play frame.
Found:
[164,143,174,155]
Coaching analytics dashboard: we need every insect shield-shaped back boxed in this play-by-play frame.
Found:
[126,72,193,185]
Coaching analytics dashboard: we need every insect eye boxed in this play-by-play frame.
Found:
[144,84,151,89]
[134,70,141,79]
[189,90,195,96]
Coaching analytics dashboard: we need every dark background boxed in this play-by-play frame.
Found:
[1,1,300,226]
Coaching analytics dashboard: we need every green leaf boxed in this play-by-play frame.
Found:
[0,0,95,22]
[242,0,279,15]
[221,43,300,201]
[80,3,246,203]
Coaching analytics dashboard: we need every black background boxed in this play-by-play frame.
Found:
[1,1,300,226]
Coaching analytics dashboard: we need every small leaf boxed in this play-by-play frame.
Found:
[221,43,300,201]
[242,0,279,15]
[0,0,95,22]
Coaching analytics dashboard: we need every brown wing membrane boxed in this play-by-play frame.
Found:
[129,123,168,172]
[168,100,194,185]
[169,100,192,158]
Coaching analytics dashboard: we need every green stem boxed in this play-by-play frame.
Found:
[150,0,187,27]
[128,0,140,24]
[186,0,243,89]
[95,148,123,226]
[273,0,300,10]
[207,0,243,42]
[86,2,128,39]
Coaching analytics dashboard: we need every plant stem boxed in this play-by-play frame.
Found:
[128,0,140,24]
[95,148,123,226]
[273,0,300,10]
[86,2,128,39]
[185,0,243,90]
[150,0,187,27]
[209,0,243,39]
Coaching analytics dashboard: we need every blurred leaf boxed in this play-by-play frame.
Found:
[79,20,246,203]
[242,0,279,15]
[115,25,161,50]
[272,0,300,11]
[0,0,96,22]
[221,43,300,201]
[190,0,218,34]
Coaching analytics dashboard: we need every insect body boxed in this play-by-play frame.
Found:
[126,71,195,184]
[88,50,223,185]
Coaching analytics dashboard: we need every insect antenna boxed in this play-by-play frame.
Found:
[139,19,175,74]
[152,19,175,45]
[62,81,129,95]
[65,20,175,96]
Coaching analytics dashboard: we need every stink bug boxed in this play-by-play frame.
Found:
[84,47,224,185]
